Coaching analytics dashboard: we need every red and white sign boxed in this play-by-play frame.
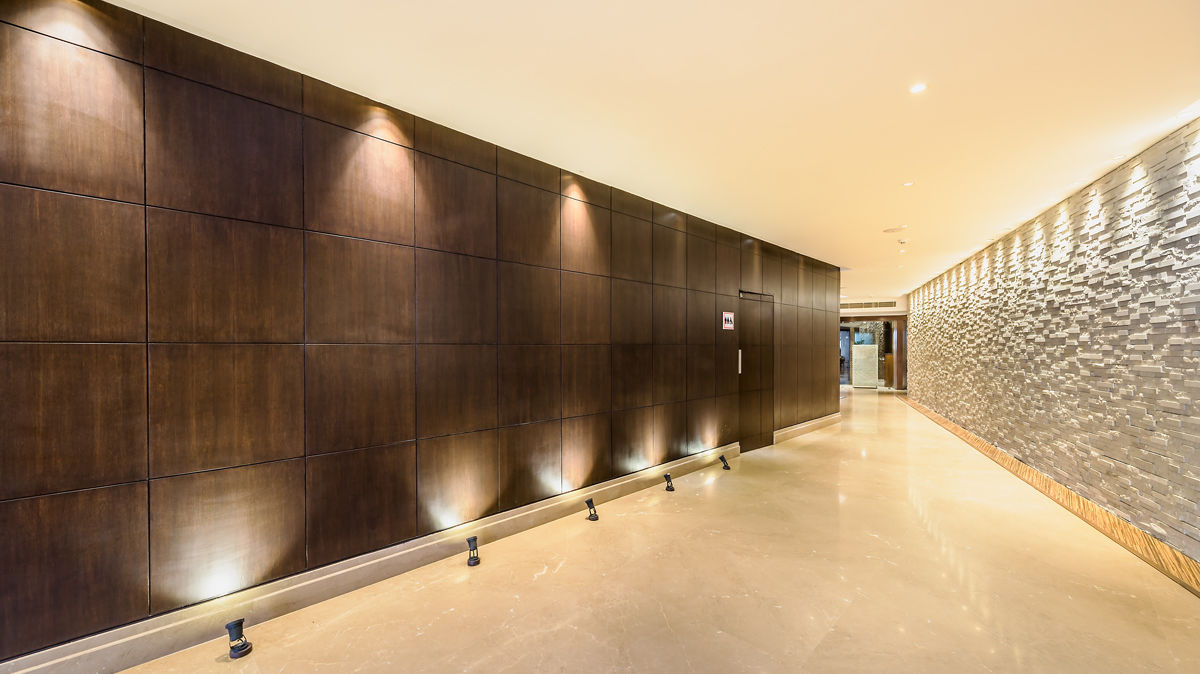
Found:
[722,312,735,330]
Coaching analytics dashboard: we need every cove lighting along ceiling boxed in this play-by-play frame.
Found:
[111,0,1200,299]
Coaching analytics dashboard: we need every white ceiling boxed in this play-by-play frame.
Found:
[113,0,1200,298]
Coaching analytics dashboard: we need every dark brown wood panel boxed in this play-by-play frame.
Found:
[686,397,719,454]
[714,224,741,248]
[561,198,611,276]
[499,263,559,344]
[652,401,687,463]
[561,413,612,491]
[653,285,686,345]
[687,234,716,292]
[0,483,148,662]
[653,225,687,288]
[306,232,415,344]
[144,19,300,110]
[0,344,146,500]
[611,279,652,344]
[762,252,782,299]
[145,70,302,227]
[562,271,610,344]
[686,344,715,400]
[562,345,610,417]
[414,118,496,173]
[498,345,561,426]
[499,420,562,510]
[686,216,716,241]
[305,344,415,455]
[782,258,799,305]
[414,153,497,257]
[497,178,559,268]
[306,442,417,567]
[150,460,305,613]
[741,249,763,293]
[416,430,498,534]
[652,203,686,232]
[0,0,143,61]
[611,212,653,283]
[0,23,143,201]
[416,345,497,438]
[612,344,653,410]
[612,406,653,476]
[302,76,415,147]
[716,393,739,447]
[611,188,652,221]
[687,290,716,345]
[416,249,498,344]
[0,184,145,341]
[561,172,611,208]
[149,344,304,477]
[304,118,415,245]
[653,344,686,404]
[715,244,741,296]
[497,147,558,192]
[149,209,304,343]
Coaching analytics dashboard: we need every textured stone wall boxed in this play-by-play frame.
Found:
[909,117,1200,561]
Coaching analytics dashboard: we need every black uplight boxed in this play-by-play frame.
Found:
[719,455,731,470]
[225,618,252,659]
[466,536,480,567]
[585,498,599,521]
[663,473,675,491]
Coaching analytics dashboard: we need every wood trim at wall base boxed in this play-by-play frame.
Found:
[1,443,739,674]
[773,412,841,444]
[897,395,1200,599]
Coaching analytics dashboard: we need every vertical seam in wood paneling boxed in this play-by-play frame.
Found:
[141,20,151,616]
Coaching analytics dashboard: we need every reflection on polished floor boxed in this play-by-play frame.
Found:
[129,390,1200,673]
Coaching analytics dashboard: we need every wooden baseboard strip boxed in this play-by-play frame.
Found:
[898,395,1200,599]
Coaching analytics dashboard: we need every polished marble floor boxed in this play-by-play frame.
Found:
[128,390,1200,672]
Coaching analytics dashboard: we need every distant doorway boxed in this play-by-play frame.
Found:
[738,291,774,452]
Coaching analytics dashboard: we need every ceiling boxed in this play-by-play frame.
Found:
[112,0,1200,298]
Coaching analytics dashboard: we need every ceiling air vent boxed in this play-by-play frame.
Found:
[840,301,897,309]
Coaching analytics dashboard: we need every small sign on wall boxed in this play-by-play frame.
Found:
[722,312,735,330]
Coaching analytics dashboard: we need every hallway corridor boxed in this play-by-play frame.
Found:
[131,391,1200,672]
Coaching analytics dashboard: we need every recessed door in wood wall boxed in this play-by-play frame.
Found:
[738,291,775,451]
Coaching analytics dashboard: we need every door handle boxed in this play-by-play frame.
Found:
[738,349,742,375]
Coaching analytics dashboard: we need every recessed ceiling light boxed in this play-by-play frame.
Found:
[882,226,904,233]
[903,181,914,187]
[909,82,926,94]
[899,249,906,253]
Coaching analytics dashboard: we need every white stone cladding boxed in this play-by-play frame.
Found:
[909,117,1200,561]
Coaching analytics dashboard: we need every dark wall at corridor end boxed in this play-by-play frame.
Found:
[0,0,840,661]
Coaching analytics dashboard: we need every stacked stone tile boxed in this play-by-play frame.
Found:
[909,117,1200,562]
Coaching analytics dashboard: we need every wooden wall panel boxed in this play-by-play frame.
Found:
[612,279,653,344]
[144,19,300,110]
[562,413,612,491]
[306,233,415,344]
[561,172,611,208]
[499,263,559,344]
[416,345,498,438]
[653,285,686,345]
[304,118,415,245]
[561,198,611,276]
[0,483,148,662]
[497,148,558,192]
[497,178,559,268]
[0,23,143,201]
[150,460,305,613]
[612,406,654,475]
[653,225,687,288]
[613,345,654,410]
[499,420,562,510]
[0,0,143,61]
[561,271,610,344]
[305,345,415,455]
[306,442,417,567]
[687,234,716,292]
[414,153,496,257]
[145,70,301,227]
[653,344,686,404]
[612,212,653,283]
[303,76,415,147]
[0,184,145,341]
[414,118,496,173]
[612,188,652,221]
[686,397,719,454]
[498,345,561,426]
[562,345,610,417]
[652,203,686,232]
[0,344,146,500]
[149,344,304,477]
[653,402,688,463]
[416,249,497,344]
[416,430,499,534]
[148,209,303,343]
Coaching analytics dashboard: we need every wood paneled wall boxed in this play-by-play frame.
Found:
[0,0,841,661]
